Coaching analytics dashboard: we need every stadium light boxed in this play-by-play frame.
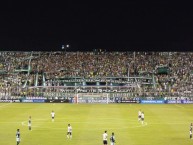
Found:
[61,44,70,50]
[61,45,65,49]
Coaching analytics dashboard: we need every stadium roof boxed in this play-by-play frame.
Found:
[0,1,193,51]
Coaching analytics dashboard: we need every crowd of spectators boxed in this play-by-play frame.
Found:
[0,51,192,100]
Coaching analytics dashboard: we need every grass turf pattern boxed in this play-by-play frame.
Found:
[0,103,192,145]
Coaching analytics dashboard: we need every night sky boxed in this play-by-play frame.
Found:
[0,1,193,51]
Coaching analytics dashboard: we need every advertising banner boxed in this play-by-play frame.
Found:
[182,100,193,104]
[166,100,193,104]
[0,100,20,103]
[166,100,182,104]
[22,99,45,103]
[45,99,69,103]
[140,100,164,104]
[33,99,45,103]
[22,99,33,103]
[120,100,139,103]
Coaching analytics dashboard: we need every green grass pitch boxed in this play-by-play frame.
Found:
[0,103,193,145]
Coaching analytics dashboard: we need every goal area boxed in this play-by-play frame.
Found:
[73,93,110,104]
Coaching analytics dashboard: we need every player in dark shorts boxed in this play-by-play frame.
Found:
[16,129,20,145]
[28,116,32,130]
[103,130,108,145]
[190,123,192,139]
[67,124,72,139]
[138,110,142,121]
[51,110,55,122]
[141,112,144,124]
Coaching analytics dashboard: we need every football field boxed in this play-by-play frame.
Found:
[0,103,193,145]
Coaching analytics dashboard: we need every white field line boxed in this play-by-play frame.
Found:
[175,104,185,109]
[0,120,182,126]
[20,119,148,130]
[0,103,12,109]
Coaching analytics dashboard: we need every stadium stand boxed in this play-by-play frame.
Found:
[0,51,192,101]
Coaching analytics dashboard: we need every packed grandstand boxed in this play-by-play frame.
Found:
[0,51,192,102]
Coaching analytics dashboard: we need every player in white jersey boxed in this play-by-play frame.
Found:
[141,112,144,124]
[67,124,72,139]
[51,110,55,122]
[103,130,108,145]
[138,110,142,121]
[16,129,20,145]
[28,116,32,130]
